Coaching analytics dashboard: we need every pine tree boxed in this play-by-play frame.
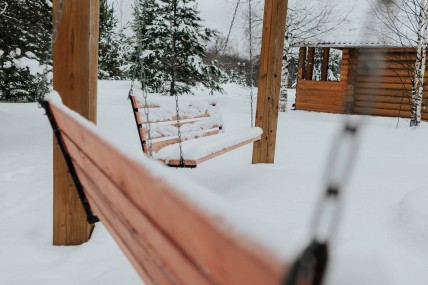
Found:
[132,0,222,94]
[0,0,51,102]
[98,0,128,80]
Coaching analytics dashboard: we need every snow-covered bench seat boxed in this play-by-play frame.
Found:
[130,95,262,167]
[130,95,224,153]
[42,93,285,285]
[155,127,263,167]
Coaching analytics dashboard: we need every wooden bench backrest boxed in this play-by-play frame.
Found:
[47,97,286,285]
[130,95,223,154]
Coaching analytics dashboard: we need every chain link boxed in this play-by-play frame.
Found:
[170,0,184,166]
[37,0,66,102]
[285,1,397,284]
[248,0,254,127]
[131,0,153,157]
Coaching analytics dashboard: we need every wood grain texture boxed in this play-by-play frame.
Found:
[295,47,428,120]
[52,0,99,245]
[252,0,288,164]
[47,101,286,284]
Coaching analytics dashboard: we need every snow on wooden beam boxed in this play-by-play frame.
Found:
[52,0,99,245]
[46,96,287,284]
[253,0,288,164]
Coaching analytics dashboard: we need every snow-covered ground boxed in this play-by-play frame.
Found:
[1,81,428,285]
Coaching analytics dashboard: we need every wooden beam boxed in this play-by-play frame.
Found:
[305,47,315,80]
[252,0,288,164]
[321,48,330,81]
[298,47,307,80]
[52,0,99,245]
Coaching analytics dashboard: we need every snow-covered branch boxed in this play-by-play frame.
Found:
[0,1,8,15]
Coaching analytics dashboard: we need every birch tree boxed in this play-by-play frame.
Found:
[371,0,428,126]
[411,0,428,126]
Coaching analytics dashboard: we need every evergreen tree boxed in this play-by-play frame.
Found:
[0,0,51,102]
[132,0,222,94]
[98,0,128,80]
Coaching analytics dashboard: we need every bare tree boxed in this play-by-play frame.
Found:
[371,0,428,126]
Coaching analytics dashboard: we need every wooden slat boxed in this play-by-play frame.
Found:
[151,129,223,153]
[164,135,262,167]
[355,94,411,104]
[49,102,285,285]
[64,140,211,285]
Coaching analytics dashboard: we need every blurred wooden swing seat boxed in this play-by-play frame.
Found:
[42,94,285,285]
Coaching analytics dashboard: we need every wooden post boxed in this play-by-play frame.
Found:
[252,0,288,164]
[321,48,330,81]
[298,47,307,80]
[52,0,99,245]
[305,47,315,80]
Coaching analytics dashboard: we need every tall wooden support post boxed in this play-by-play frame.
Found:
[321,48,330,81]
[52,0,99,245]
[305,47,315,81]
[252,0,288,164]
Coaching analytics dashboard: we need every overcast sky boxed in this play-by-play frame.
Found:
[109,0,375,52]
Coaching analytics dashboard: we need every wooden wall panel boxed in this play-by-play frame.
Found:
[295,47,428,120]
[295,48,350,114]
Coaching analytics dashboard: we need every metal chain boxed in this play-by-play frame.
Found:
[284,0,396,284]
[131,0,153,157]
[170,0,184,166]
[37,0,66,102]
[248,0,254,127]
[223,0,241,54]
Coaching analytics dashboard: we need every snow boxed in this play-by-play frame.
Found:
[1,80,428,284]
[154,127,262,161]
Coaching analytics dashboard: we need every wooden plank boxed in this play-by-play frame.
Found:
[355,95,411,104]
[164,135,261,167]
[356,82,413,90]
[253,0,288,164]
[296,102,345,112]
[354,88,411,97]
[64,140,212,285]
[305,47,315,80]
[298,47,306,79]
[357,76,413,84]
[297,81,346,91]
[50,103,285,285]
[151,129,222,153]
[321,48,330,81]
[74,167,172,285]
[52,0,99,245]
[354,101,412,111]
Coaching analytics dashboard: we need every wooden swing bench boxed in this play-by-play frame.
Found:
[42,93,286,285]
[130,95,263,167]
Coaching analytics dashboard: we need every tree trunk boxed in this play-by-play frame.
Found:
[411,0,428,127]
[279,34,290,112]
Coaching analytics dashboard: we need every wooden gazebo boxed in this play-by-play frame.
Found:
[295,43,428,120]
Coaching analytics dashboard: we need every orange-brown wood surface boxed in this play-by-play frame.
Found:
[52,0,99,245]
[252,0,288,164]
[47,101,286,285]
[295,47,428,120]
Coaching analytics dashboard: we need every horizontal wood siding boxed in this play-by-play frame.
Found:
[295,47,428,120]
[295,48,350,113]
[352,48,428,119]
